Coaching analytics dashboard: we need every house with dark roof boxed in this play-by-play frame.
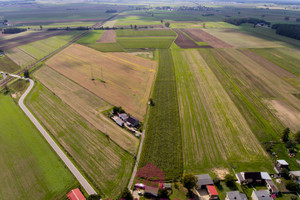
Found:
[225,191,248,200]
[144,186,159,197]
[196,174,213,189]
[265,179,279,194]
[126,116,139,127]
[244,172,262,184]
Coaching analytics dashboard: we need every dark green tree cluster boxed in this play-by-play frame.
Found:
[112,106,125,114]
[224,17,270,26]
[2,28,27,34]
[118,187,133,200]
[272,24,300,40]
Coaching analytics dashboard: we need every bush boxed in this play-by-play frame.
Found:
[295,131,300,144]
[286,180,298,191]
[282,128,290,143]
[280,168,290,179]
[286,140,296,148]
[213,177,220,185]
[87,194,101,200]
[224,174,235,186]
[158,188,169,198]
[118,187,133,200]
[291,194,298,200]
[182,173,197,190]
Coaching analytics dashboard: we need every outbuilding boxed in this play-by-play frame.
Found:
[196,174,213,189]
[67,188,86,200]
[225,191,248,200]
[207,185,218,200]
[275,160,289,173]
[127,116,139,127]
[144,186,158,197]
[251,190,272,200]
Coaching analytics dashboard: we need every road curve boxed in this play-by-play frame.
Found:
[18,78,97,195]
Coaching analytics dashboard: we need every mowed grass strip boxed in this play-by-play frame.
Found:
[26,83,134,198]
[6,31,83,66]
[116,29,176,37]
[139,49,183,180]
[249,48,300,76]
[0,94,77,200]
[34,66,139,154]
[0,55,20,72]
[172,49,269,172]
[199,49,284,142]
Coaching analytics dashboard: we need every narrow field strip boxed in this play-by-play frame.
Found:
[26,83,134,198]
[173,49,269,173]
[139,49,183,180]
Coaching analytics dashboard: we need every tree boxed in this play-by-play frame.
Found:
[280,168,290,179]
[286,180,298,191]
[286,140,296,148]
[290,194,298,200]
[213,177,220,185]
[282,128,290,143]
[130,24,133,29]
[182,173,197,190]
[158,188,169,198]
[203,23,206,28]
[3,84,10,94]
[161,19,164,24]
[165,22,170,27]
[40,25,43,30]
[224,174,235,186]
[118,187,133,200]
[149,98,154,106]
[134,25,137,29]
[297,18,300,22]
[285,16,290,21]
[262,14,266,17]
[87,194,101,200]
[24,70,30,78]
[295,131,300,144]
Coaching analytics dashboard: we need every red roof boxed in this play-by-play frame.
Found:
[207,185,218,196]
[67,188,86,200]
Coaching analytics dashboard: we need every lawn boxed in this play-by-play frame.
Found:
[116,29,176,37]
[26,82,134,198]
[0,55,20,72]
[173,49,270,173]
[139,49,183,180]
[0,94,77,200]
[6,31,83,66]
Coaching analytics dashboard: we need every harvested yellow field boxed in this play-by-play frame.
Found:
[34,67,139,154]
[46,44,156,120]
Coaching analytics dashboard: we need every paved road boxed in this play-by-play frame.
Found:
[17,77,97,195]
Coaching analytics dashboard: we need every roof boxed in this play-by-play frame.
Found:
[119,113,128,120]
[145,186,159,196]
[164,183,172,189]
[196,174,213,188]
[236,173,245,182]
[226,191,248,200]
[265,180,279,193]
[127,116,139,126]
[252,190,272,200]
[207,185,218,196]
[244,172,262,181]
[261,172,272,180]
[67,188,86,200]
[112,116,124,126]
[290,171,300,177]
[277,160,289,166]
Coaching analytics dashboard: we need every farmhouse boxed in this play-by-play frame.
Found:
[265,179,279,194]
[127,116,139,127]
[119,113,128,121]
[289,171,300,180]
[207,185,218,200]
[196,174,213,189]
[274,160,289,173]
[144,186,158,197]
[225,191,248,200]
[112,116,124,127]
[67,188,86,200]
[251,190,272,200]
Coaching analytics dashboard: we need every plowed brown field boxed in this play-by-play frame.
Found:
[173,29,200,48]
[182,29,233,48]
[46,44,156,120]
[97,30,116,43]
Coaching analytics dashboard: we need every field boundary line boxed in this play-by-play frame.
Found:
[17,77,97,195]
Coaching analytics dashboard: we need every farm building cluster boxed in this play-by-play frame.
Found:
[111,107,142,137]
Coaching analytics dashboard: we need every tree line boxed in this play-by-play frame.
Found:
[224,17,271,26]
[272,24,300,40]
[2,27,27,34]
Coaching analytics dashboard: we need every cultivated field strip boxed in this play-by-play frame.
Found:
[27,84,133,198]
[199,49,284,142]
[0,95,76,200]
[173,49,268,172]
[139,49,182,180]
[47,44,156,120]
[97,30,116,43]
[34,67,139,154]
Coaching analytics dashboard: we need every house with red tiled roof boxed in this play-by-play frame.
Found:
[67,188,86,200]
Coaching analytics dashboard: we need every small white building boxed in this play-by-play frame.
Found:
[251,191,272,200]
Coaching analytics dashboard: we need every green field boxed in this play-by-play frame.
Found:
[76,30,104,44]
[172,49,272,173]
[6,31,83,66]
[0,55,20,72]
[26,83,134,198]
[249,48,300,76]
[0,94,77,200]
[116,29,176,37]
[117,37,175,49]
[139,49,182,180]
[115,15,161,26]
